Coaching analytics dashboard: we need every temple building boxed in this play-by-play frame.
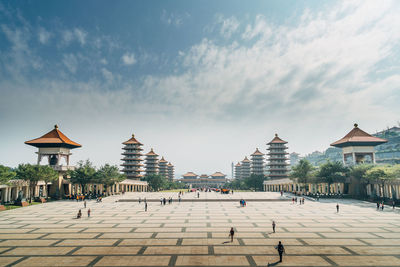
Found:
[251,148,265,176]
[178,172,227,188]
[241,157,251,179]
[158,157,168,179]
[121,134,144,180]
[234,162,242,179]
[24,125,81,198]
[266,134,289,179]
[182,172,198,179]
[210,172,226,179]
[167,162,174,181]
[144,148,159,177]
[331,123,388,165]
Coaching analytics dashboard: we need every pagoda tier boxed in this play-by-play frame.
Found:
[234,162,242,179]
[241,157,251,179]
[266,134,289,179]
[145,148,159,176]
[158,157,168,179]
[167,162,174,181]
[121,134,144,180]
[251,148,265,176]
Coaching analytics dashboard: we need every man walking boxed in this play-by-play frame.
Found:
[275,241,285,262]
[336,203,339,213]
[272,221,276,233]
[84,200,86,208]
[229,227,235,242]
[87,208,91,217]
[145,202,148,212]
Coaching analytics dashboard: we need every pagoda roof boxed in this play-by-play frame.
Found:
[159,157,168,163]
[331,123,388,148]
[242,156,250,163]
[267,134,288,145]
[25,125,81,149]
[199,174,209,178]
[145,148,158,156]
[122,134,143,145]
[167,162,174,167]
[211,171,226,177]
[183,171,198,177]
[251,148,264,156]
[235,162,241,167]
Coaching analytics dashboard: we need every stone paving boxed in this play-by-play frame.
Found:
[0,192,400,266]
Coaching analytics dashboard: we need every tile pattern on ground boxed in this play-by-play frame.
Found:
[1,191,400,266]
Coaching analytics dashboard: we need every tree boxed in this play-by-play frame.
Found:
[224,179,248,190]
[68,160,96,194]
[0,165,15,185]
[16,164,40,203]
[365,165,397,199]
[290,159,315,192]
[349,164,373,197]
[142,174,166,191]
[37,165,58,199]
[244,174,265,191]
[95,164,125,194]
[316,161,348,194]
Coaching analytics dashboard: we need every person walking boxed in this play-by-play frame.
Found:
[381,203,384,211]
[393,200,396,209]
[87,208,91,217]
[336,203,339,213]
[145,202,148,212]
[275,241,285,262]
[229,227,235,242]
[377,202,380,210]
[272,221,276,233]
[84,200,87,208]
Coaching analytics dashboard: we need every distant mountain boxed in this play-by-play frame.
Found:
[301,126,400,166]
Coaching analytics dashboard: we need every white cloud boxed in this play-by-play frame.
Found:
[74,28,87,45]
[161,10,190,27]
[62,28,87,46]
[62,54,78,73]
[100,58,108,65]
[216,15,240,38]
[101,67,113,83]
[38,27,51,44]
[121,52,136,65]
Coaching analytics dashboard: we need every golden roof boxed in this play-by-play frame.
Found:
[122,134,143,145]
[251,148,264,156]
[331,123,387,148]
[145,148,158,156]
[25,125,81,149]
[267,133,288,144]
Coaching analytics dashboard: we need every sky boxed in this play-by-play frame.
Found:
[1,0,400,178]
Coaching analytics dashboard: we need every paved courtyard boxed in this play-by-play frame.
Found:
[0,192,400,267]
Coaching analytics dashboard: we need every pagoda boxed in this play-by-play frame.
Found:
[331,123,387,165]
[25,124,81,197]
[144,148,159,177]
[167,162,174,181]
[251,148,265,176]
[241,157,251,179]
[121,134,144,180]
[158,157,168,179]
[266,134,289,179]
[234,162,242,179]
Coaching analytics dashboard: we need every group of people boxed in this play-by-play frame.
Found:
[76,201,91,219]
[160,197,174,205]
[239,199,246,207]
[291,197,305,204]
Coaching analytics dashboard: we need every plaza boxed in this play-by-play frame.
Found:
[1,192,400,267]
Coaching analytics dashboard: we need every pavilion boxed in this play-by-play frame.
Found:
[331,123,387,165]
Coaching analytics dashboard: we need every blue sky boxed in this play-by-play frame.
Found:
[1,0,400,177]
